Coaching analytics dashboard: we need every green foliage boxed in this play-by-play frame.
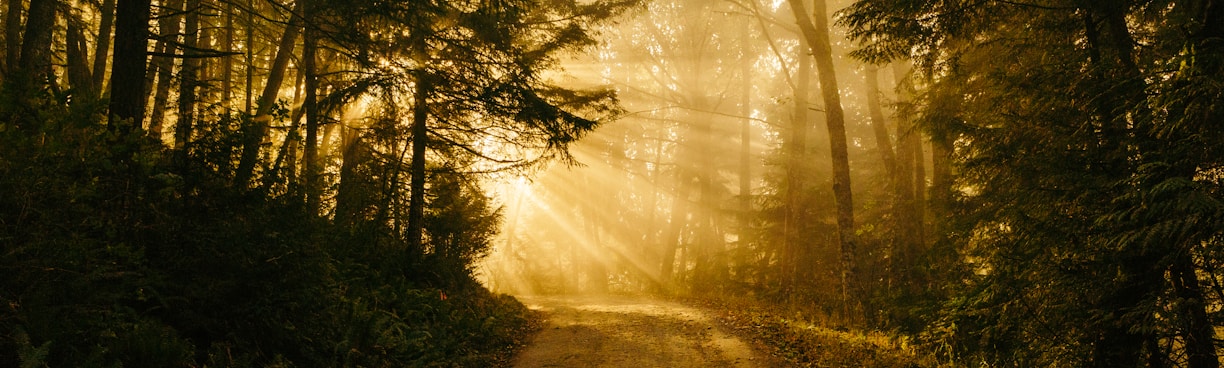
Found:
[0,86,535,367]
[842,0,1224,366]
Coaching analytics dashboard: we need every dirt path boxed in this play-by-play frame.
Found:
[511,294,770,368]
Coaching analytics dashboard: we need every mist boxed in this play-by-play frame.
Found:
[481,0,901,303]
[4,0,1220,365]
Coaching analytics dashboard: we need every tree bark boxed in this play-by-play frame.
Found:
[1172,252,1218,368]
[91,0,115,93]
[738,59,752,266]
[302,5,320,214]
[175,0,201,152]
[788,0,858,315]
[233,2,303,188]
[108,0,151,132]
[221,0,233,111]
[407,68,430,259]
[660,174,690,290]
[18,0,55,84]
[865,65,908,289]
[892,63,924,289]
[66,18,94,98]
[334,126,365,227]
[146,0,183,140]
[3,0,22,75]
[243,0,254,115]
[865,67,896,179]
[781,36,811,294]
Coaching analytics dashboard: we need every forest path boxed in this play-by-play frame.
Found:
[510,294,772,368]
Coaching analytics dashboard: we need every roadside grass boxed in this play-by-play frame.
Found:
[691,296,937,367]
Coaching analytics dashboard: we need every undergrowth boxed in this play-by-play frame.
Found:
[0,87,538,367]
[692,296,934,368]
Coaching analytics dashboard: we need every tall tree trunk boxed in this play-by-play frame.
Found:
[660,176,690,290]
[865,67,896,179]
[108,0,151,132]
[865,66,900,288]
[271,69,306,190]
[221,0,233,111]
[781,36,812,294]
[334,126,364,227]
[738,60,752,271]
[1172,252,1218,368]
[18,0,55,85]
[175,0,201,153]
[1081,5,1186,367]
[66,18,94,98]
[243,0,254,115]
[233,2,303,188]
[3,0,23,75]
[892,63,924,290]
[407,68,430,259]
[302,6,320,214]
[146,0,183,140]
[646,131,665,290]
[91,0,115,93]
[929,134,953,238]
[789,0,858,316]
[583,177,609,293]
[692,104,720,292]
[197,0,216,108]
[908,127,926,247]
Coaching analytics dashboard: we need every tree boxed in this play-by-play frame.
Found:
[232,1,302,188]
[91,0,115,92]
[843,0,1224,365]
[788,0,858,315]
[396,0,628,260]
[107,0,151,131]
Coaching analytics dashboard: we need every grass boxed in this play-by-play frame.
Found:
[690,296,935,368]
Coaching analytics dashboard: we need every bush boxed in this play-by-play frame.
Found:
[0,88,535,367]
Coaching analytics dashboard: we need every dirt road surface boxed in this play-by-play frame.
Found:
[511,295,772,368]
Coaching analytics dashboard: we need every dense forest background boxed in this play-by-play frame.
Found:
[2,0,1223,366]
[481,0,1224,367]
[0,0,632,366]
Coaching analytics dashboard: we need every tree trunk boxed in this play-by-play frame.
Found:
[334,126,365,228]
[221,0,233,111]
[407,68,430,259]
[781,36,811,294]
[243,0,254,115]
[18,0,55,84]
[1172,252,1218,368]
[108,0,151,132]
[3,0,22,75]
[892,63,924,290]
[233,2,303,188]
[865,66,900,287]
[929,134,952,215]
[91,0,115,93]
[583,190,608,293]
[175,0,201,152]
[692,103,720,292]
[66,18,94,98]
[789,0,858,316]
[660,177,689,290]
[146,0,182,139]
[865,67,896,179]
[302,6,320,214]
[738,60,752,272]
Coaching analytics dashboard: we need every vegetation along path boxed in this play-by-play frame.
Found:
[511,295,774,368]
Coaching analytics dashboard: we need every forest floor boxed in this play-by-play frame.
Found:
[509,294,786,368]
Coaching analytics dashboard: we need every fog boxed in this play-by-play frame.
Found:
[479,0,909,301]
